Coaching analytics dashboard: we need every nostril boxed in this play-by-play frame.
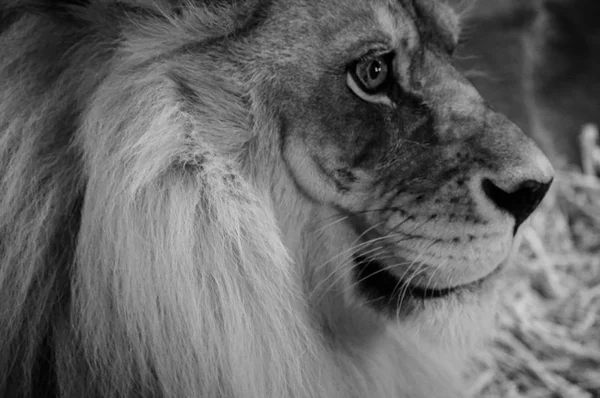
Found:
[482,178,552,231]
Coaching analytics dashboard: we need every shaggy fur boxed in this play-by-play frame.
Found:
[0,1,553,397]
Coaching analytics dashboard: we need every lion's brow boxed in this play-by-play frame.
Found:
[396,0,418,16]
[401,0,460,53]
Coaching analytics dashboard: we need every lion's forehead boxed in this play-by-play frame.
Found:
[310,0,460,49]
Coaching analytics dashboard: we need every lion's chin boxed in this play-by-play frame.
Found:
[351,254,504,317]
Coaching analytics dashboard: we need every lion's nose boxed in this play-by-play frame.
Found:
[482,178,553,231]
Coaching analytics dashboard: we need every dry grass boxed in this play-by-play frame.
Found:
[466,154,600,397]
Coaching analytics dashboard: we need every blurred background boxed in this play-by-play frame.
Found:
[455,1,600,396]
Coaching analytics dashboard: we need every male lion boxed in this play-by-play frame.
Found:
[0,0,553,397]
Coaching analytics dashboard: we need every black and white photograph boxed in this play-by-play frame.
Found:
[0,0,598,397]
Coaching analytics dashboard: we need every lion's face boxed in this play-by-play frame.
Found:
[0,0,556,395]
[252,0,553,320]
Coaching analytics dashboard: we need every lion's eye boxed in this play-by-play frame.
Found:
[347,53,395,106]
[351,54,392,94]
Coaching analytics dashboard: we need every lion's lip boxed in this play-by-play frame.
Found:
[347,216,505,306]
[352,254,503,300]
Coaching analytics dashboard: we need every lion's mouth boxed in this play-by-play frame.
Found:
[354,255,459,299]
[351,254,501,314]
[346,216,505,314]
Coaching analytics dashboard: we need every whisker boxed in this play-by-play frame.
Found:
[313,215,349,233]
[345,257,416,293]
[310,244,387,302]
[396,258,430,312]
[310,233,411,303]
[395,241,438,312]
[423,260,447,300]
[315,204,414,230]
[308,218,410,300]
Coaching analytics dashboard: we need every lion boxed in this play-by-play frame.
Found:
[0,1,554,397]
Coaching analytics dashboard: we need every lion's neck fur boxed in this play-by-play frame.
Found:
[0,2,468,397]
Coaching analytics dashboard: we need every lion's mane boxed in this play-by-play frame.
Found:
[0,1,465,397]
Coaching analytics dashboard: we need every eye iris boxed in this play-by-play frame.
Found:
[356,55,389,92]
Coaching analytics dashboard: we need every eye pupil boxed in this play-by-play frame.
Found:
[353,54,391,94]
[368,61,382,81]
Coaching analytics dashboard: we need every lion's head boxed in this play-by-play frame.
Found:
[256,0,554,324]
[0,0,553,397]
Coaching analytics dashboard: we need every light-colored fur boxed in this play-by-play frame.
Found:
[0,0,548,397]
